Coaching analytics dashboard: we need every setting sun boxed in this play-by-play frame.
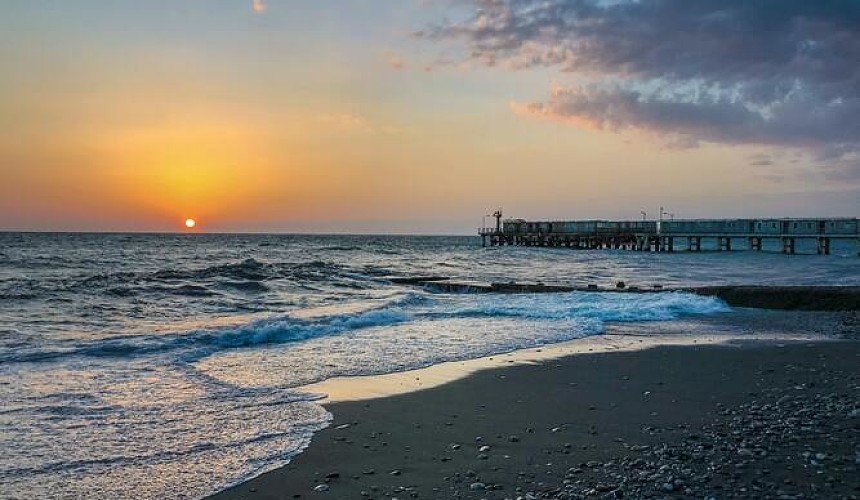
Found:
[185,218,196,229]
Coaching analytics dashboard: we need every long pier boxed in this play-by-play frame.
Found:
[479,217,859,255]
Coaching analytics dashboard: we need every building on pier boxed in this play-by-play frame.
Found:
[479,217,859,255]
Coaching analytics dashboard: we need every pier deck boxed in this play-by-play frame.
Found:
[479,218,859,255]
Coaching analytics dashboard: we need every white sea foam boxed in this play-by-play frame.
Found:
[435,290,729,321]
[2,291,725,365]
[192,291,731,391]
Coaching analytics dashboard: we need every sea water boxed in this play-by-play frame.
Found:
[1,233,857,498]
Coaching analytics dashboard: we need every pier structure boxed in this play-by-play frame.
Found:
[479,217,859,255]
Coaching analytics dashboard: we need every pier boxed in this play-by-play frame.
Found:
[479,214,859,255]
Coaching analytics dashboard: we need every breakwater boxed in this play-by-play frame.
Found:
[390,278,860,311]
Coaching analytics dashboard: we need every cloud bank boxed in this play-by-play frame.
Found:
[423,0,860,179]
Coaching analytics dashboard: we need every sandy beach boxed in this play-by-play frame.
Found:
[210,315,859,500]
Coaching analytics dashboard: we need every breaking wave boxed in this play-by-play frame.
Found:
[0,291,728,364]
[438,291,729,321]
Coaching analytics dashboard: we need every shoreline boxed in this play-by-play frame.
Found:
[297,309,844,404]
[208,312,859,500]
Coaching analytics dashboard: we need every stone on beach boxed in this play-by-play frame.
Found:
[209,337,860,500]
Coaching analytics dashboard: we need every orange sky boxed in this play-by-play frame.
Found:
[1,1,856,233]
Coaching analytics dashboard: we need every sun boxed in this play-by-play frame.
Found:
[185,218,197,229]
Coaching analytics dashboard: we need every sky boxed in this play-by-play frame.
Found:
[0,0,857,233]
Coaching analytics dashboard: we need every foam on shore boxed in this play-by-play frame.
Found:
[298,311,835,403]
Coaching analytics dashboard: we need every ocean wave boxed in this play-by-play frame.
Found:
[218,280,271,293]
[0,429,298,478]
[0,293,423,364]
[0,292,39,300]
[319,245,363,252]
[150,284,219,297]
[0,257,372,304]
[67,258,349,290]
[0,291,726,364]
[436,291,730,322]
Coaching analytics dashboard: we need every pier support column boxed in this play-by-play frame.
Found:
[817,237,831,255]
[718,237,732,251]
[782,237,796,254]
[749,237,762,251]
[687,236,702,252]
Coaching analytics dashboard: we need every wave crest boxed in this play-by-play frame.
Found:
[0,291,728,364]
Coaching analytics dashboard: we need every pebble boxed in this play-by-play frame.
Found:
[313,484,329,492]
[524,361,857,500]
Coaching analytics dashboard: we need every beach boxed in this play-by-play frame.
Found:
[3,233,858,498]
[3,0,860,496]
[210,314,859,499]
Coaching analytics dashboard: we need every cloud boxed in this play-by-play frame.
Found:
[315,113,400,135]
[385,51,408,71]
[423,0,860,181]
[251,0,266,14]
[748,153,775,167]
[316,113,372,132]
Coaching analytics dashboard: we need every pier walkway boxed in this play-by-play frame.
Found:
[479,217,859,255]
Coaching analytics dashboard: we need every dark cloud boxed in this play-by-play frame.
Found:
[423,0,860,180]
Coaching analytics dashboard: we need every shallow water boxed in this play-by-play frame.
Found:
[0,233,856,498]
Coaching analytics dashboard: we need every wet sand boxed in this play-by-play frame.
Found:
[209,335,859,499]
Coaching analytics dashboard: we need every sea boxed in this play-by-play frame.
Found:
[1,232,857,499]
